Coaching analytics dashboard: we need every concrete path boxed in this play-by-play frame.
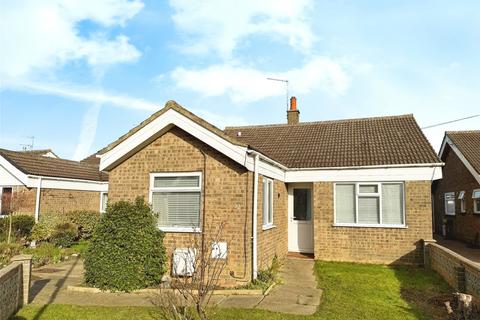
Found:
[255,258,321,315]
[29,256,321,315]
[435,237,480,266]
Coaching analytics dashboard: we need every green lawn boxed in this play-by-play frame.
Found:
[13,261,451,320]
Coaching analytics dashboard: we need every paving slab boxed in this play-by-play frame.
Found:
[256,258,321,315]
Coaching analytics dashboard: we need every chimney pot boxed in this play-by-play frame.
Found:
[287,96,299,124]
[290,96,297,111]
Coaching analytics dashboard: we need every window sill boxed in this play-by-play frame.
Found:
[332,223,407,229]
[262,224,276,231]
[445,213,456,216]
[159,227,201,233]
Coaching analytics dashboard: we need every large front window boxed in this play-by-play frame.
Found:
[335,182,404,227]
[150,172,201,232]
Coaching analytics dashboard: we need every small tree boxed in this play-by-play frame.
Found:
[84,197,167,292]
[155,222,228,320]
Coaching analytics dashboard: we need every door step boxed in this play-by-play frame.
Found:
[287,252,314,260]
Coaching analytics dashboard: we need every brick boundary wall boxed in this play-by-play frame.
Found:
[0,255,32,320]
[424,240,480,297]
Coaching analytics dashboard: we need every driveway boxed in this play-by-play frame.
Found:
[435,236,480,266]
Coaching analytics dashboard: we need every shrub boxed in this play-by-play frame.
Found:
[84,198,167,292]
[0,215,35,240]
[23,243,62,268]
[31,212,68,242]
[51,222,78,248]
[66,210,100,240]
[0,242,22,267]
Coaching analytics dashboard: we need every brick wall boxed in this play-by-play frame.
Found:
[256,177,288,270]
[433,145,480,243]
[10,186,101,216]
[313,181,433,265]
[425,242,480,297]
[0,255,32,320]
[108,126,254,286]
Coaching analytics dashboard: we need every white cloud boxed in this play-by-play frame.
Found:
[170,0,315,57]
[171,57,351,103]
[7,81,159,111]
[0,0,143,78]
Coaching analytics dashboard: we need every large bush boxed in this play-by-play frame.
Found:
[84,198,167,292]
[51,222,78,248]
[30,212,68,242]
[0,215,35,241]
[65,210,100,239]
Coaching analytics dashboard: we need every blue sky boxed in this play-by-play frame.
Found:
[1,0,479,160]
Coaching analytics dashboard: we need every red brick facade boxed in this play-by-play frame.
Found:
[433,145,480,243]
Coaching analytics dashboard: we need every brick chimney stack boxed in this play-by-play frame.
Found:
[287,96,299,124]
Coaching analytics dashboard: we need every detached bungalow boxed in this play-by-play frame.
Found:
[0,148,108,219]
[98,99,442,286]
[433,131,480,244]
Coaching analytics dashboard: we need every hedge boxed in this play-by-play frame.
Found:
[84,198,167,292]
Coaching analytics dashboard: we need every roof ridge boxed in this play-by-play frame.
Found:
[447,130,480,134]
[225,113,414,130]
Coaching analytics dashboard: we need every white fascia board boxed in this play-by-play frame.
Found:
[441,136,480,184]
[0,156,29,186]
[258,160,285,181]
[100,109,251,171]
[0,164,24,186]
[285,166,442,182]
[25,176,108,192]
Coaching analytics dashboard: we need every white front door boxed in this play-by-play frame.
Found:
[288,184,313,253]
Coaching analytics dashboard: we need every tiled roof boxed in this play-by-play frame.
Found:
[446,130,480,175]
[0,149,108,181]
[224,114,440,168]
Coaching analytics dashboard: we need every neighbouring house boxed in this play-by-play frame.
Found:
[433,131,480,244]
[98,99,442,287]
[0,148,109,219]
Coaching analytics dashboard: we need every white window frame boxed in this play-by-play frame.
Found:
[99,191,108,213]
[262,177,274,229]
[458,191,465,213]
[149,172,202,233]
[333,182,406,228]
[473,189,480,214]
[444,192,456,216]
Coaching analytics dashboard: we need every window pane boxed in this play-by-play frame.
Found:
[268,180,274,224]
[458,191,465,200]
[263,179,269,225]
[294,189,311,221]
[152,192,200,228]
[446,200,455,214]
[335,184,355,223]
[154,176,199,188]
[382,184,403,224]
[359,185,378,193]
[358,197,380,224]
[475,199,480,212]
[473,190,480,199]
[101,193,108,212]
